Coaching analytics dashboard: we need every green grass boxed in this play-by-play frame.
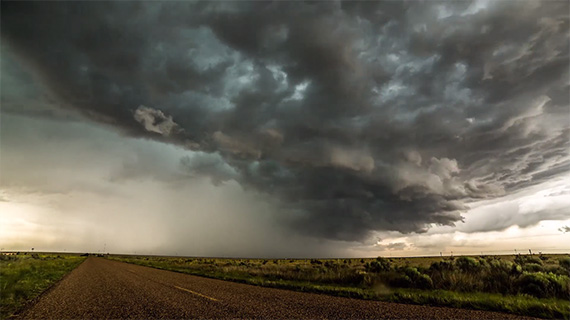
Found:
[386,289,569,319]
[0,253,86,319]
[108,254,570,319]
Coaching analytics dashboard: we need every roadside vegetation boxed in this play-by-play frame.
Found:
[0,253,86,319]
[109,254,570,319]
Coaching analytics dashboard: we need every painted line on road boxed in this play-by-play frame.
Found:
[174,286,220,302]
[123,267,220,302]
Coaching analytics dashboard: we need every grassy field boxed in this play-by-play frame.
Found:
[0,253,86,319]
[109,254,570,319]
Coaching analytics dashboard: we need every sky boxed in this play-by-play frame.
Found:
[1,1,569,258]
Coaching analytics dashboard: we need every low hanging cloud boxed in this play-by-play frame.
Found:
[1,1,568,242]
[134,106,180,137]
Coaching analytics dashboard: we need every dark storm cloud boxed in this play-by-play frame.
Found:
[180,152,239,186]
[2,0,569,241]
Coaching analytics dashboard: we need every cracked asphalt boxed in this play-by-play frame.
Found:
[19,257,537,319]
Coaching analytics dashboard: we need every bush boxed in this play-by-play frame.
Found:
[517,273,548,298]
[402,267,421,279]
[366,257,391,273]
[480,260,520,295]
[516,272,570,299]
[0,255,16,261]
[429,260,455,272]
[515,255,542,266]
[543,265,562,274]
[523,263,543,273]
[559,257,570,272]
[415,273,434,289]
[389,267,434,290]
[526,257,543,265]
[455,256,481,273]
[386,273,413,288]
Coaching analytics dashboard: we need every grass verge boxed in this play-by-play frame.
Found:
[0,254,86,319]
[108,256,569,319]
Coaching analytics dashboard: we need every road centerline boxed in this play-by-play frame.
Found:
[174,285,220,302]
[124,267,220,302]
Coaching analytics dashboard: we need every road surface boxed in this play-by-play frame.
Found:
[19,257,535,319]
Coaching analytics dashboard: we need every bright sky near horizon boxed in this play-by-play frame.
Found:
[1,1,569,257]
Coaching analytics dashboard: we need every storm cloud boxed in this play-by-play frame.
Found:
[2,1,569,242]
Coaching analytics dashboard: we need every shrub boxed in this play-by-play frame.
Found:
[390,267,434,290]
[517,273,551,298]
[523,263,543,273]
[415,273,434,289]
[455,256,481,273]
[544,265,561,274]
[515,255,543,266]
[0,255,16,261]
[386,273,413,288]
[402,267,421,279]
[429,260,455,272]
[526,257,543,265]
[481,260,520,295]
[366,258,391,273]
[559,257,570,272]
[516,272,570,299]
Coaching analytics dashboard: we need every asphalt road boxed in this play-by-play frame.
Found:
[19,257,535,319]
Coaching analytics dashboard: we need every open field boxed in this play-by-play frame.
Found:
[0,253,86,319]
[109,254,570,319]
